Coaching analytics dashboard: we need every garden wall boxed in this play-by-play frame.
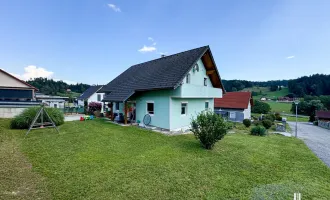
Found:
[318,120,330,129]
[0,107,26,118]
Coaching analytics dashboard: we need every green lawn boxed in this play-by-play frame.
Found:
[266,101,292,114]
[243,87,289,100]
[1,119,330,199]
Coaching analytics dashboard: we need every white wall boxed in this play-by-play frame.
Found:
[0,71,30,88]
[0,107,26,118]
[243,102,251,119]
[87,92,105,112]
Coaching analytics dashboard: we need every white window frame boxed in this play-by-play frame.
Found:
[205,101,209,110]
[146,101,154,116]
[230,112,236,119]
[181,102,188,116]
[195,63,199,72]
[186,73,190,84]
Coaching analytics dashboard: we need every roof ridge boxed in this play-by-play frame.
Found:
[132,45,209,67]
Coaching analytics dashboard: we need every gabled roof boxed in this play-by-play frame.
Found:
[215,92,252,109]
[77,85,103,100]
[0,69,38,90]
[100,46,225,102]
[316,111,330,119]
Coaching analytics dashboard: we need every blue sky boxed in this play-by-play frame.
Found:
[1,0,329,84]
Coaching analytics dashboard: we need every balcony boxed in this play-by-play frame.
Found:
[172,84,222,98]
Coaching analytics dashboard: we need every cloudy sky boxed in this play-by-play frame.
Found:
[0,0,330,84]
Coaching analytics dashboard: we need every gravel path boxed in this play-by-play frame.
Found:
[288,122,330,167]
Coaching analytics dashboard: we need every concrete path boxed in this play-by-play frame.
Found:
[64,114,84,121]
[288,122,330,167]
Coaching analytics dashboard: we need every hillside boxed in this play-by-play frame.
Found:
[242,87,289,100]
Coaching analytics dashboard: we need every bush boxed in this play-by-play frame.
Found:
[251,100,271,114]
[243,119,252,127]
[275,112,282,121]
[10,107,64,129]
[262,120,272,129]
[250,126,266,136]
[88,102,102,115]
[253,120,263,126]
[263,114,275,122]
[226,121,235,130]
[191,111,227,149]
[313,121,318,126]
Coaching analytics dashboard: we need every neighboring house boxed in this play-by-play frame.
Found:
[214,92,253,122]
[99,46,225,131]
[77,85,106,112]
[316,111,330,129]
[0,69,40,118]
[35,93,69,108]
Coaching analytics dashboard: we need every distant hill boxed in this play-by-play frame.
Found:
[223,73,330,97]
[242,86,289,100]
[27,78,90,97]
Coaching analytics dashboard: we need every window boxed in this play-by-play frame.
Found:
[115,102,120,110]
[54,104,57,108]
[204,78,207,86]
[147,102,154,115]
[230,112,236,119]
[195,64,199,72]
[181,103,187,115]
[205,102,209,110]
[186,73,190,84]
[97,94,101,101]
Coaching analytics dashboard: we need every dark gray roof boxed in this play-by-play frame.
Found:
[101,46,214,102]
[77,85,103,100]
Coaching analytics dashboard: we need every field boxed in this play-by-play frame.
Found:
[243,86,289,100]
[266,101,292,114]
[1,119,330,199]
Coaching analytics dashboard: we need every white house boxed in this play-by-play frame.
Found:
[214,92,253,122]
[35,93,69,108]
[77,85,106,112]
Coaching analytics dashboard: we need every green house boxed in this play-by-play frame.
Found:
[100,46,225,132]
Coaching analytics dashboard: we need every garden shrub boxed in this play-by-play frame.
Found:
[250,126,266,136]
[10,107,64,129]
[313,121,318,126]
[251,100,271,114]
[191,111,227,150]
[243,119,252,127]
[88,102,102,115]
[262,120,272,130]
[253,120,263,126]
[263,114,275,122]
[275,112,282,121]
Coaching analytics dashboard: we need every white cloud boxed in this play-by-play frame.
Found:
[286,55,295,59]
[12,65,54,80]
[107,4,121,12]
[152,42,157,46]
[138,45,157,53]
[148,37,154,41]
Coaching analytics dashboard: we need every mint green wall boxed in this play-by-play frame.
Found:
[171,59,222,98]
[131,90,170,129]
[170,98,214,130]
[112,102,124,114]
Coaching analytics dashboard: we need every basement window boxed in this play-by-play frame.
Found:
[147,102,154,115]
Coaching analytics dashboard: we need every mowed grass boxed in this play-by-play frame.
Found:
[1,119,330,199]
[266,101,292,114]
[243,87,289,100]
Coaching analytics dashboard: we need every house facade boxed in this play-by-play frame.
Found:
[0,69,40,118]
[77,85,106,112]
[35,93,69,108]
[100,46,225,131]
[214,92,253,122]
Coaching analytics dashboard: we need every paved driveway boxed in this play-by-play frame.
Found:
[288,122,330,167]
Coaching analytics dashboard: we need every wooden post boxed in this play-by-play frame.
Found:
[124,101,128,124]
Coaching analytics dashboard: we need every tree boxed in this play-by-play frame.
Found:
[270,85,278,92]
[251,100,271,114]
[291,100,326,121]
[191,111,227,149]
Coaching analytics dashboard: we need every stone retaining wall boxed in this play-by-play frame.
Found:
[318,120,330,130]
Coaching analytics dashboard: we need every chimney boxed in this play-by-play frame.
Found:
[161,54,166,58]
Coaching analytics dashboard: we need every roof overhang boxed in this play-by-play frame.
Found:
[0,69,38,91]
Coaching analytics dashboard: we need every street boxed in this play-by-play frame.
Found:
[288,122,330,167]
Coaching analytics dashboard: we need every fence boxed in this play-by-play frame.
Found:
[318,120,330,129]
[58,107,84,114]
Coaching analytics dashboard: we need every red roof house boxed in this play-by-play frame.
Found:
[214,92,253,122]
[316,111,330,121]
